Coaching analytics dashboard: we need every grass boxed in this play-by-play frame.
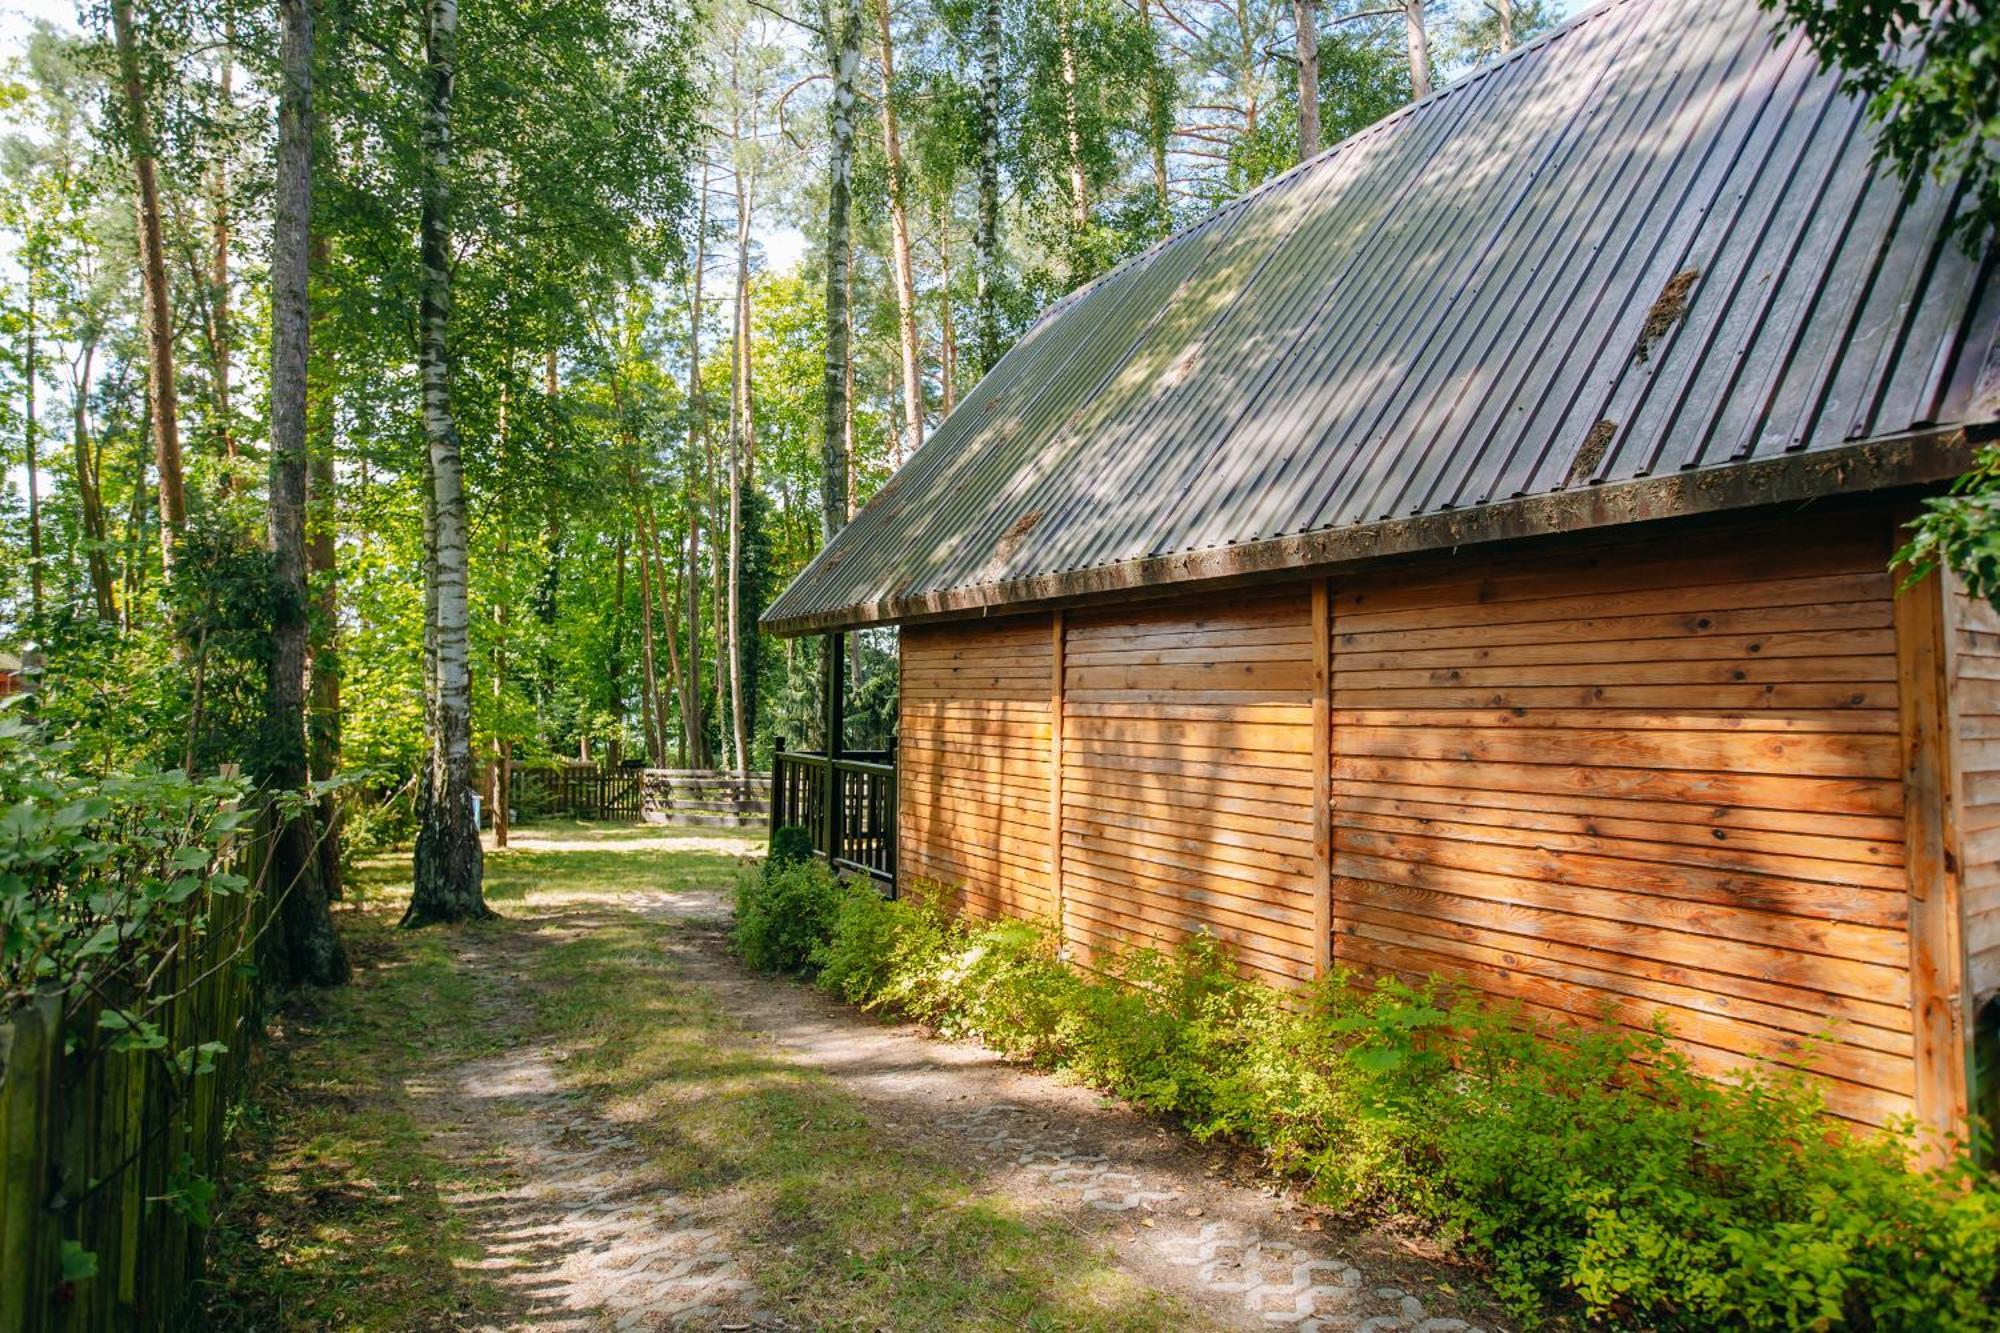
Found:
[204,822,1207,1332]
[200,914,518,1331]
[533,910,1206,1331]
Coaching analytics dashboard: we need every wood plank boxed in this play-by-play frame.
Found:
[1333,847,1905,965]
[1067,661,1315,694]
[1335,724,1898,780]
[1065,713,1314,754]
[1334,657,1897,691]
[1064,772,1317,826]
[1333,809,1907,893]
[1332,894,1912,1035]
[1333,784,1901,866]
[1336,572,1893,635]
[1064,746,1314,790]
[1313,579,1332,979]
[1332,931,1915,1095]
[1065,827,1316,897]
[1331,683,1899,711]
[1051,611,1066,952]
[1331,753,1903,820]
[1334,911,1912,1057]
[1335,823,1903,927]
[1904,568,1972,1149]
[1333,707,1900,736]
[1333,520,1888,616]
[1335,874,1906,1001]
[1336,600,1893,653]
[1062,734,1316,778]
[1331,629,1896,673]
[1063,800,1314,858]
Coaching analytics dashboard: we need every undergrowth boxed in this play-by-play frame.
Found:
[736,849,2000,1331]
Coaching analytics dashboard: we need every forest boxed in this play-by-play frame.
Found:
[0,0,1557,943]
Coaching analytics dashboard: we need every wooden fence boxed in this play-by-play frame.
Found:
[514,763,771,829]
[771,742,896,887]
[0,820,275,1333]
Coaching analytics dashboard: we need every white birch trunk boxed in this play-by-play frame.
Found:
[409,0,487,924]
[974,0,1002,374]
[1293,0,1319,160]
[876,0,924,463]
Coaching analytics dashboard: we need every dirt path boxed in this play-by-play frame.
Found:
[420,921,765,1331]
[635,893,1501,1333]
[218,831,1503,1332]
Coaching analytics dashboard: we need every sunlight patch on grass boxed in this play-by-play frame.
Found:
[533,917,1214,1332]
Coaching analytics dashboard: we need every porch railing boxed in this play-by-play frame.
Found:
[771,736,897,890]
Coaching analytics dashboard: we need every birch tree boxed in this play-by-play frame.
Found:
[973,0,1002,373]
[874,0,924,462]
[407,0,488,925]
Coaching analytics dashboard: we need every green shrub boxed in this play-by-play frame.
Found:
[795,876,2000,1330]
[732,854,845,976]
[767,823,813,868]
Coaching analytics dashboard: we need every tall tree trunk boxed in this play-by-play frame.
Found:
[23,281,42,626]
[408,0,487,925]
[876,0,923,464]
[937,221,957,417]
[306,233,341,902]
[266,0,348,987]
[1293,0,1319,159]
[491,378,512,848]
[635,496,665,764]
[1139,0,1170,234]
[728,94,755,777]
[1404,0,1430,100]
[822,0,861,752]
[71,346,117,621]
[1058,3,1089,277]
[974,0,1002,375]
[682,171,710,768]
[1493,0,1514,52]
[110,0,185,571]
[210,30,235,474]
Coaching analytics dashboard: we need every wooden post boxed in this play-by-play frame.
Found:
[1312,579,1332,978]
[826,631,845,861]
[1050,610,1066,947]
[771,734,787,840]
[1894,561,1973,1155]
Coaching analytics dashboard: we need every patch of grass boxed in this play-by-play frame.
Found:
[202,913,518,1331]
[212,825,1197,1331]
[533,914,1212,1331]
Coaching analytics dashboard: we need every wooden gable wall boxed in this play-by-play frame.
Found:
[893,508,1981,1137]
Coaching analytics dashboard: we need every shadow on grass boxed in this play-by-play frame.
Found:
[528,910,1209,1332]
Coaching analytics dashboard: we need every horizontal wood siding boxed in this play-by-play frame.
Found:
[901,616,1055,920]
[1062,590,1319,985]
[1951,580,2000,1008]
[1328,518,1914,1126]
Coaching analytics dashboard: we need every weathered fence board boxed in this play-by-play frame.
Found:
[0,822,274,1333]
[514,764,771,828]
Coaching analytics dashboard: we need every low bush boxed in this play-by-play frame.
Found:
[778,877,2000,1330]
[732,851,847,976]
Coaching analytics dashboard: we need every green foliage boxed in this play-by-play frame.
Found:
[732,851,846,975]
[766,823,813,866]
[1762,0,2000,250]
[0,704,255,1012]
[799,883,2000,1329]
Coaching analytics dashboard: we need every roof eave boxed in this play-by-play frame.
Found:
[761,425,1992,637]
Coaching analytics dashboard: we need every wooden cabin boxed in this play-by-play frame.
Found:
[765,0,2000,1142]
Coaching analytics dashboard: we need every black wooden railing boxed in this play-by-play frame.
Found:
[772,737,897,889]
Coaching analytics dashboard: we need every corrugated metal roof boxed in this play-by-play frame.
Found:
[766,0,2000,636]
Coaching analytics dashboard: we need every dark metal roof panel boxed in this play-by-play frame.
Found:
[766,0,2000,635]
